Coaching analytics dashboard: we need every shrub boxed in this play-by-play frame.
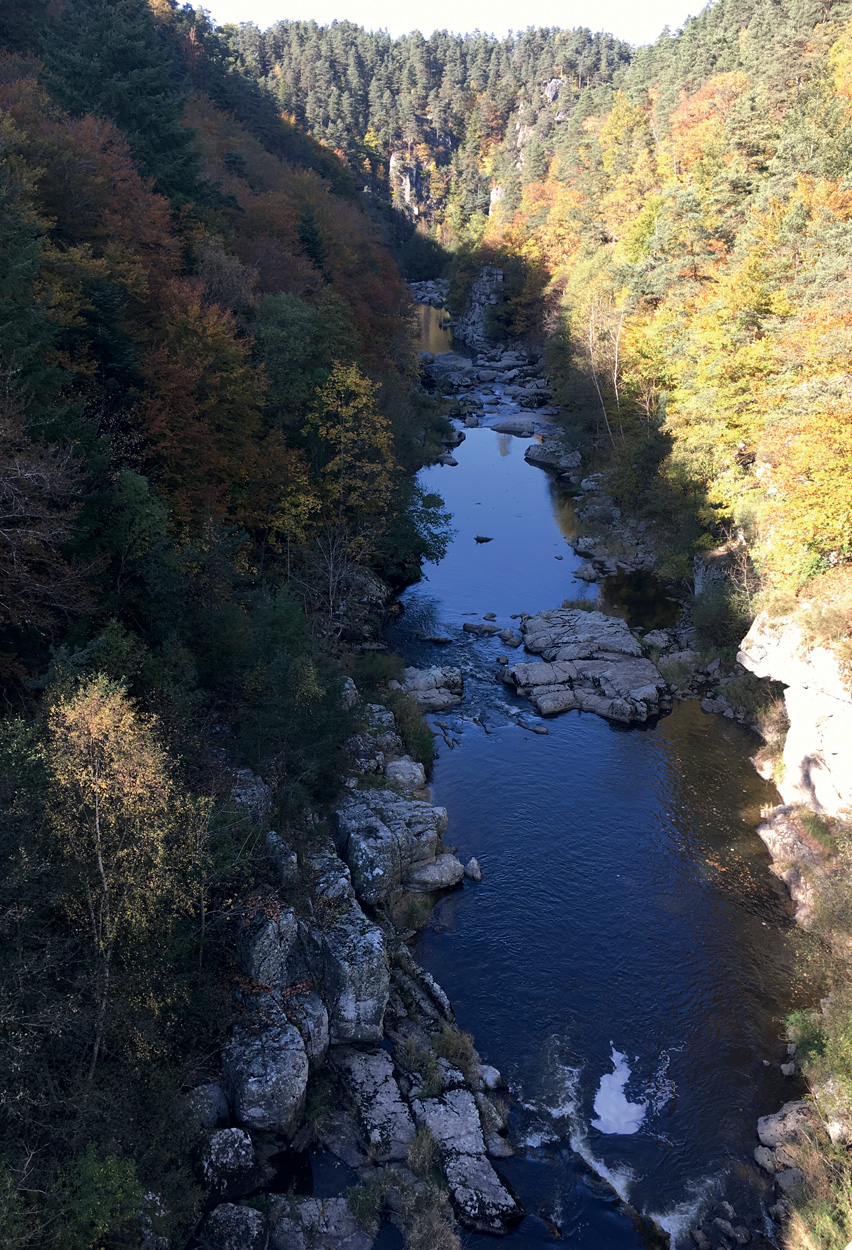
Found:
[407,1126,438,1179]
[432,1024,478,1078]
[386,692,435,771]
[351,651,405,694]
[692,583,753,654]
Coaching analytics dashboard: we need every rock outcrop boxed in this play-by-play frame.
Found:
[333,787,456,906]
[739,611,852,817]
[754,805,828,926]
[451,267,504,348]
[222,1018,309,1137]
[410,1089,521,1233]
[269,1196,372,1250]
[502,608,669,723]
[332,1047,416,1162]
[201,1203,268,1250]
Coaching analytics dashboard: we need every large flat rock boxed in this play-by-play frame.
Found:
[504,609,668,723]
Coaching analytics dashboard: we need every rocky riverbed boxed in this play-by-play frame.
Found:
[191,687,523,1250]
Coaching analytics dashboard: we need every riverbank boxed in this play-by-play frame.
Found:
[384,302,811,1247]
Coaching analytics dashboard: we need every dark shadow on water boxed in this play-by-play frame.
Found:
[600,571,682,632]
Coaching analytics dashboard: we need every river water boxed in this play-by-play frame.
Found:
[389,312,808,1247]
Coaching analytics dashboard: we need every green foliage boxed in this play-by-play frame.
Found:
[385,691,435,771]
[691,584,754,654]
[61,1147,143,1250]
[431,1024,478,1079]
[44,0,201,203]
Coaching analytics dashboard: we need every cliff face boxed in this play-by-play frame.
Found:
[739,612,852,817]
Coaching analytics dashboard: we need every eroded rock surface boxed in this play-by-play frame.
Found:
[332,1047,416,1161]
[269,1196,372,1250]
[333,788,449,906]
[502,609,668,723]
[222,1020,309,1138]
[201,1203,268,1250]
[755,806,827,926]
[410,1089,521,1233]
[739,611,852,816]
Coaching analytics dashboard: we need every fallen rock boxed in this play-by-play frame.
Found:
[776,1167,804,1193]
[404,852,465,891]
[462,621,501,636]
[202,1129,259,1199]
[332,1047,416,1162]
[758,1100,813,1149]
[222,1021,309,1138]
[201,1204,268,1250]
[385,757,427,791]
[754,1145,777,1173]
[402,665,464,711]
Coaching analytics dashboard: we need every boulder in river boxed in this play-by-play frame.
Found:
[524,440,582,473]
[402,665,464,711]
[491,418,535,436]
[502,608,669,723]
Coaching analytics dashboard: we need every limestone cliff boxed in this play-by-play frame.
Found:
[739,612,852,817]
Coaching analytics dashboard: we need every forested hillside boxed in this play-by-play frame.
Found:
[232,0,852,620]
[0,1,450,1242]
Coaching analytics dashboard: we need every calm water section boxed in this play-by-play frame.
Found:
[389,316,806,1247]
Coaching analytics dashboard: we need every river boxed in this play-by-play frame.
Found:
[388,311,808,1247]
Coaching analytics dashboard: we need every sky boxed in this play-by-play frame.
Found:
[202,0,706,47]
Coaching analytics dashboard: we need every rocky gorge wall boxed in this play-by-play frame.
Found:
[739,612,852,819]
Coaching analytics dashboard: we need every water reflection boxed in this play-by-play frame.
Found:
[416,302,453,354]
[391,422,803,1247]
